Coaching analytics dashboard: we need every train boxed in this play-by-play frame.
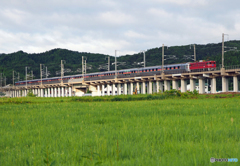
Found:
[15,60,216,86]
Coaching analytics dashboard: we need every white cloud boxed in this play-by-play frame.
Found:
[0,0,240,55]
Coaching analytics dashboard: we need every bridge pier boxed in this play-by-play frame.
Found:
[211,77,217,93]
[69,87,72,97]
[107,84,111,96]
[97,85,101,96]
[164,80,170,91]
[117,83,121,95]
[141,82,146,94]
[130,82,133,95]
[159,81,163,92]
[181,79,187,92]
[233,76,238,92]
[61,87,63,97]
[40,89,43,97]
[112,84,115,95]
[50,88,53,97]
[127,83,130,94]
[199,78,205,94]
[190,79,196,92]
[222,77,228,92]
[65,87,67,97]
[37,89,39,96]
[147,81,152,94]
[53,88,55,97]
[153,81,156,93]
[101,85,105,96]
[136,82,140,94]
[123,83,127,95]
[57,87,60,97]
[156,81,160,93]
[172,80,179,90]
[44,89,47,97]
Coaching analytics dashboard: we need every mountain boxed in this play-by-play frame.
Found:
[1,40,240,85]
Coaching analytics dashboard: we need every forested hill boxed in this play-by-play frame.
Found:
[1,40,240,84]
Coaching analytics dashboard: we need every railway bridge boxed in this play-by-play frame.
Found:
[2,66,240,97]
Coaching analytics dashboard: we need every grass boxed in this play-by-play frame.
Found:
[0,94,239,165]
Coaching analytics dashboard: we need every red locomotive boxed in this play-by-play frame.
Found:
[188,60,216,71]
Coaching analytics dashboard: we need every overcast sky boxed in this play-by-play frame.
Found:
[0,0,240,56]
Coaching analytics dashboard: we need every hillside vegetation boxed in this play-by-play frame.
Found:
[1,40,240,84]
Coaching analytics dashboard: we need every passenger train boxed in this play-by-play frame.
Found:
[15,60,216,86]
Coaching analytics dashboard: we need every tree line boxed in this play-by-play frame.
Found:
[1,40,240,87]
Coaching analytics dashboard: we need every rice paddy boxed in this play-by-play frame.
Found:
[0,95,239,165]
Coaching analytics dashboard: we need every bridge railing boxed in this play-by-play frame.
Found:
[224,65,240,70]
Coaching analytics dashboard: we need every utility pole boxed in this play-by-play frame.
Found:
[46,66,48,78]
[13,70,15,87]
[25,67,28,89]
[40,64,43,86]
[82,56,87,80]
[141,51,146,68]
[222,33,224,68]
[61,60,65,85]
[108,56,110,71]
[162,44,165,74]
[144,51,146,68]
[82,56,84,79]
[85,60,87,74]
[115,50,118,78]
[193,44,196,62]
[0,73,2,87]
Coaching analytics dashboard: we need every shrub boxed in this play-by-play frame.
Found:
[27,90,36,97]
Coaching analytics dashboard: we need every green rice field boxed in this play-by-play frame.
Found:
[0,95,239,165]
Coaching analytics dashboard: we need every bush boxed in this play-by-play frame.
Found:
[27,90,36,97]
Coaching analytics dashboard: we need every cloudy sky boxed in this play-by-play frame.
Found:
[0,0,240,56]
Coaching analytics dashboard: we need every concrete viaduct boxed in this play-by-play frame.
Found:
[2,67,240,97]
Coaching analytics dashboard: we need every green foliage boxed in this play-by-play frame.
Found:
[163,89,181,96]
[0,92,5,96]
[26,89,36,97]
